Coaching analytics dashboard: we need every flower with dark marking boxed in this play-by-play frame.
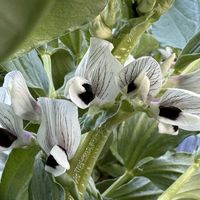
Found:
[116,56,162,101]
[65,37,123,109]
[151,88,200,135]
[37,98,81,177]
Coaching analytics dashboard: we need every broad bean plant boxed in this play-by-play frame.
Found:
[0,0,200,200]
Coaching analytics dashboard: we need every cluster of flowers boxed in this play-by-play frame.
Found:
[1,37,200,177]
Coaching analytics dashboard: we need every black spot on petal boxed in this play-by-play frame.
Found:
[127,81,137,93]
[0,128,17,148]
[46,155,58,169]
[159,106,182,120]
[173,125,179,132]
[79,83,95,105]
[132,2,139,17]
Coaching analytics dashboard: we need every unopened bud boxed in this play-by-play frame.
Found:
[89,15,112,39]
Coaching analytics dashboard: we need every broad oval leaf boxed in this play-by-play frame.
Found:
[152,0,200,49]
[135,151,194,190]
[111,113,190,170]
[0,146,40,200]
[0,50,49,95]
[0,0,50,61]
[9,0,107,60]
[51,49,75,90]
[106,176,163,200]
[171,168,200,200]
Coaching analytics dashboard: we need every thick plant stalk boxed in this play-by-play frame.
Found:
[158,158,200,200]
[62,1,175,199]
[68,109,134,199]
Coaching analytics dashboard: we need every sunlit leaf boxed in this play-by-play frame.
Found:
[10,0,106,60]
[0,0,106,61]
[0,0,50,61]
[171,168,200,200]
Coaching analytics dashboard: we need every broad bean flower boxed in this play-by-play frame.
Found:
[3,71,81,176]
[116,56,162,102]
[115,54,200,135]
[0,74,35,150]
[150,88,200,135]
[65,37,123,109]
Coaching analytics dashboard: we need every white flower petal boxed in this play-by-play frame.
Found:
[7,71,40,122]
[159,112,200,131]
[45,145,70,176]
[37,98,81,160]
[158,122,179,135]
[66,76,95,109]
[124,55,135,66]
[74,37,123,105]
[45,163,66,177]
[0,87,11,105]
[116,56,162,98]
[159,88,200,115]
[49,145,70,169]
[135,71,150,101]
[0,103,28,150]
[0,103,23,137]
[171,69,200,94]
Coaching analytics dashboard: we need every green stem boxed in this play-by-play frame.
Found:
[60,2,175,199]
[68,109,134,199]
[112,17,153,64]
[102,170,133,197]
[41,54,56,98]
[158,159,200,200]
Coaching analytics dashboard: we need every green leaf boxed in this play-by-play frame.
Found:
[107,176,163,200]
[152,0,200,49]
[29,153,65,200]
[60,29,89,65]
[0,145,40,200]
[0,50,49,95]
[80,98,135,134]
[51,49,75,90]
[85,177,103,200]
[111,113,190,170]
[135,152,194,190]
[97,150,125,178]
[10,0,107,60]
[132,33,159,58]
[96,179,116,194]
[174,31,200,73]
[171,168,200,200]
[0,0,50,61]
